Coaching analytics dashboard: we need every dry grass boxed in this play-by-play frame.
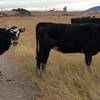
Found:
[2,13,100,100]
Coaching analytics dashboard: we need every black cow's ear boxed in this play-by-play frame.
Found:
[19,28,25,32]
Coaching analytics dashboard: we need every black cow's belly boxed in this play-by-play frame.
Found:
[53,40,99,54]
[55,46,99,56]
[57,48,81,53]
[55,43,82,53]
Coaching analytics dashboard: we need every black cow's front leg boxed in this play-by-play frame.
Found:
[84,53,92,72]
[36,47,51,74]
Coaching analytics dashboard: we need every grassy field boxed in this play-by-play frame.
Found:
[1,13,100,100]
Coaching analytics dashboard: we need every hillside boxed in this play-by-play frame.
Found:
[86,6,100,13]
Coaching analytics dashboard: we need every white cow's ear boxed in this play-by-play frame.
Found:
[10,30,13,33]
[19,28,25,32]
[5,27,9,30]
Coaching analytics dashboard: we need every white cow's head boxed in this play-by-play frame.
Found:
[9,26,25,46]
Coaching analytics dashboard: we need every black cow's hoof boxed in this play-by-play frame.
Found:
[36,68,43,78]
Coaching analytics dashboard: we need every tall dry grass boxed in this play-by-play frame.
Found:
[2,15,100,100]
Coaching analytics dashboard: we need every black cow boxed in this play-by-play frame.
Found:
[71,16,100,24]
[36,22,100,73]
[0,26,25,55]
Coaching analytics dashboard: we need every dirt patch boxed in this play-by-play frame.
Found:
[0,51,35,100]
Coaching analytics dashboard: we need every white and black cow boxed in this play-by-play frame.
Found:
[0,26,25,55]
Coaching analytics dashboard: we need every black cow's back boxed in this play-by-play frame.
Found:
[71,17,100,24]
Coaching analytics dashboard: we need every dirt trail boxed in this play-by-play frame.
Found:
[0,52,35,100]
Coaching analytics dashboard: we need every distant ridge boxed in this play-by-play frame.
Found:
[86,6,100,13]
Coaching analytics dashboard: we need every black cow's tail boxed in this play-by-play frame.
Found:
[36,24,39,60]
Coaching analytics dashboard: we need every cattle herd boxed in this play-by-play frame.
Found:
[0,16,100,75]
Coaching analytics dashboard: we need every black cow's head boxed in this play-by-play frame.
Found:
[9,26,25,46]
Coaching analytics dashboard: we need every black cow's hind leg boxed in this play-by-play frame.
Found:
[84,54,92,73]
[36,47,51,74]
